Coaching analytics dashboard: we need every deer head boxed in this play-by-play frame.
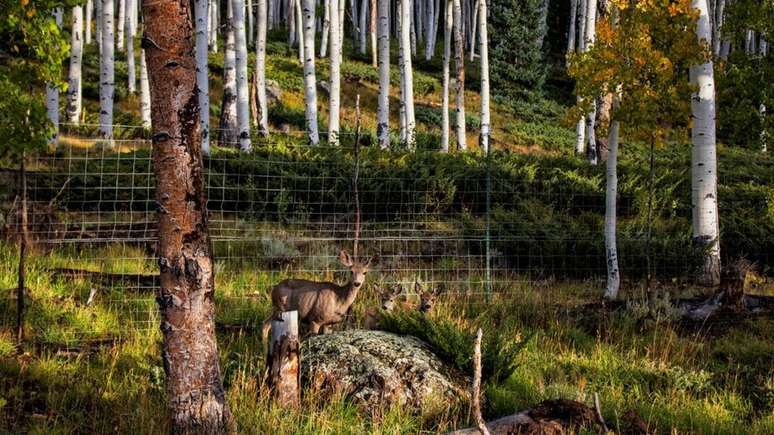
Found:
[416,280,440,313]
[378,284,403,311]
[338,250,377,290]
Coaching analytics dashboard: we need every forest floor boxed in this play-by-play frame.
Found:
[1,31,774,434]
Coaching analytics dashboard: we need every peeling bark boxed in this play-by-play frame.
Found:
[141,0,233,431]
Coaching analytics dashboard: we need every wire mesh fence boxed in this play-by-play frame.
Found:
[1,125,772,346]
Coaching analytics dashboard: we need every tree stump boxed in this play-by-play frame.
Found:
[268,310,300,407]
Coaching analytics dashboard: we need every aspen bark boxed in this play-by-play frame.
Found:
[125,0,136,94]
[359,0,368,54]
[233,0,253,151]
[329,0,342,145]
[95,0,102,53]
[247,0,254,46]
[441,0,451,152]
[46,9,62,144]
[585,0,598,165]
[370,0,377,66]
[139,49,151,128]
[574,0,587,154]
[117,0,125,51]
[141,0,233,430]
[690,0,721,286]
[604,117,620,299]
[210,0,219,52]
[424,0,435,60]
[256,0,269,136]
[567,0,577,56]
[295,0,305,62]
[219,0,239,145]
[67,5,84,124]
[478,0,489,152]
[452,0,465,150]
[195,0,211,154]
[400,0,416,148]
[376,0,390,148]
[85,0,92,45]
[100,0,114,139]
[303,0,321,144]
[320,0,330,57]
[469,0,477,61]
[398,10,407,143]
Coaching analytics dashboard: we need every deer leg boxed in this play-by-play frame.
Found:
[321,324,332,334]
[309,322,321,335]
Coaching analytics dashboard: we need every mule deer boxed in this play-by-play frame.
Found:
[262,250,377,340]
[364,284,403,329]
[416,280,440,313]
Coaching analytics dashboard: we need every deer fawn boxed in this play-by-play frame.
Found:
[262,250,377,341]
[364,284,403,329]
[416,280,440,313]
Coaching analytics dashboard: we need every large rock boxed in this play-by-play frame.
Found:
[301,330,468,413]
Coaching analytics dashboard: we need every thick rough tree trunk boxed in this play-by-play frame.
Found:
[452,0,465,150]
[477,0,489,152]
[100,0,115,139]
[440,0,451,152]
[399,0,416,148]
[46,9,62,144]
[303,0,320,144]
[233,0,253,151]
[195,0,211,154]
[604,117,620,299]
[690,0,721,286]
[256,0,269,135]
[329,0,342,145]
[139,49,151,128]
[67,5,84,124]
[220,0,239,145]
[141,0,233,431]
[376,0,390,148]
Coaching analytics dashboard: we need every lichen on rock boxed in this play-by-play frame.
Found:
[301,330,468,413]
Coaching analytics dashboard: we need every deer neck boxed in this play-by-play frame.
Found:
[336,281,361,309]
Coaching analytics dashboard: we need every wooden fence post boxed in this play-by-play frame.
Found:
[268,310,300,407]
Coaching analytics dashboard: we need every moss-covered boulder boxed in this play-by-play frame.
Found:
[301,330,468,412]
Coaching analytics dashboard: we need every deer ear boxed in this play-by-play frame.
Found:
[414,280,424,293]
[365,255,379,268]
[339,250,353,267]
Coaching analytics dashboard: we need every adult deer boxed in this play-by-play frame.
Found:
[262,250,377,340]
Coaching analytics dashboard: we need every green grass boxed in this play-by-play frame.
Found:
[1,240,773,433]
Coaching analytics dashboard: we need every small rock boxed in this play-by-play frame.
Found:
[266,79,282,105]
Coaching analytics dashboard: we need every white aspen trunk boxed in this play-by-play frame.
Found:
[351,0,359,48]
[537,0,550,48]
[478,0,489,152]
[370,0,378,66]
[761,104,768,153]
[195,0,211,154]
[585,0,598,165]
[604,117,620,299]
[117,0,125,51]
[131,0,137,36]
[95,0,102,53]
[210,0,219,52]
[567,0,577,56]
[338,0,346,48]
[302,0,320,145]
[398,10,407,143]
[376,0,390,148]
[289,0,297,46]
[139,49,151,128]
[67,5,84,124]
[256,0,269,135]
[452,0,466,150]
[329,0,342,145]
[400,0,416,148]
[424,0,434,60]
[441,0,451,152]
[247,0,254,46]
[268,0,275,29]
[359,0,368,54]
[690,0,721,286]
[125,0,136,94]
[100,0,115,139]
[46,8,63,144]
[296,0,305,62]
[469,0,477,61]
[410,0,417,57]
[713,0,724,56]
[758,35,767,56]
[574,0,587,154]
[85,0,92,45]
[320,0,330,57]
[233,0,253,151]
[220,1,239,145]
